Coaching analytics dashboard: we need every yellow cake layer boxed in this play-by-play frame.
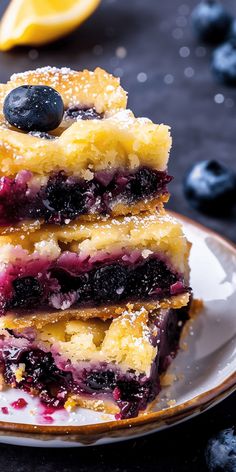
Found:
[0,109,171,177]
[1,294,190,330]
[0,212,190,278]
[0,66,171,178]
[1,307,167,376]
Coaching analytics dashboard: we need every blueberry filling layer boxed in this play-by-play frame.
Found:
[0,167,172,225]
[1,254,188,316]
[0,307,189,419]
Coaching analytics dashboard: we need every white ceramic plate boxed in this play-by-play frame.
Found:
[0,212,235,448]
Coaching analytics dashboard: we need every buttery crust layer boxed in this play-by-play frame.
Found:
[65,396,119,415]
[106,195,168,218]
[0,294,190,330]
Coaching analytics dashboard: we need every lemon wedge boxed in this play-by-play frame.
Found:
[0,0,101,50]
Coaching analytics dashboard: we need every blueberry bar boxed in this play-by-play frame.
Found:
[0,213,190,326]
[0,67,172,226]
[0,304,189,419]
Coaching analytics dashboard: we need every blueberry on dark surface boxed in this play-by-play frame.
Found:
[11,276,43,308]
[212,41,236,85]
[64,106,103,120]
[3,85,64,132]
[86,371,116,392]
[184,160,236,215]
[93,264,127,302]
[205,428,236,471]
[228,19,236,41]
[191,1,232,44]
[128,168,159,200]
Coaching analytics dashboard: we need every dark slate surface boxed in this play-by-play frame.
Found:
[0,0,235,470]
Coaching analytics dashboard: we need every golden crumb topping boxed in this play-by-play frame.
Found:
[0,294,191,330]
[0,66,127,118]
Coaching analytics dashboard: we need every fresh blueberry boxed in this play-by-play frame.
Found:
[93,264,127,302]
[3,85,64,132]
[205,428,236,471]
[191,1,232,44]
[64,106,103,120]
[184,160,236,214]
[11,276,43,308]
[212,41,236,85]
[228,18,236,41]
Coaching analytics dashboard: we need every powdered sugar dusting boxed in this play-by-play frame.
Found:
[6,66,128,114]
[10,66,75,82]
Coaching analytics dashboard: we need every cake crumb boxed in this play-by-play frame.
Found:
[180,340,188,351]
[100,414,112,421]
[64,397,77,412]
[167,399,176,407]
[161,373,177,387]
[189,298,204,318]
[177,373,185,381]
[141,249,153,259]
[14,363,25,383]
[0,373,5,391]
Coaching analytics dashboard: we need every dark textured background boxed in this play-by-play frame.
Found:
[0,0,235,470]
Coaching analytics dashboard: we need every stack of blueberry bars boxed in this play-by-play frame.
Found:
[0,67,192,420]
